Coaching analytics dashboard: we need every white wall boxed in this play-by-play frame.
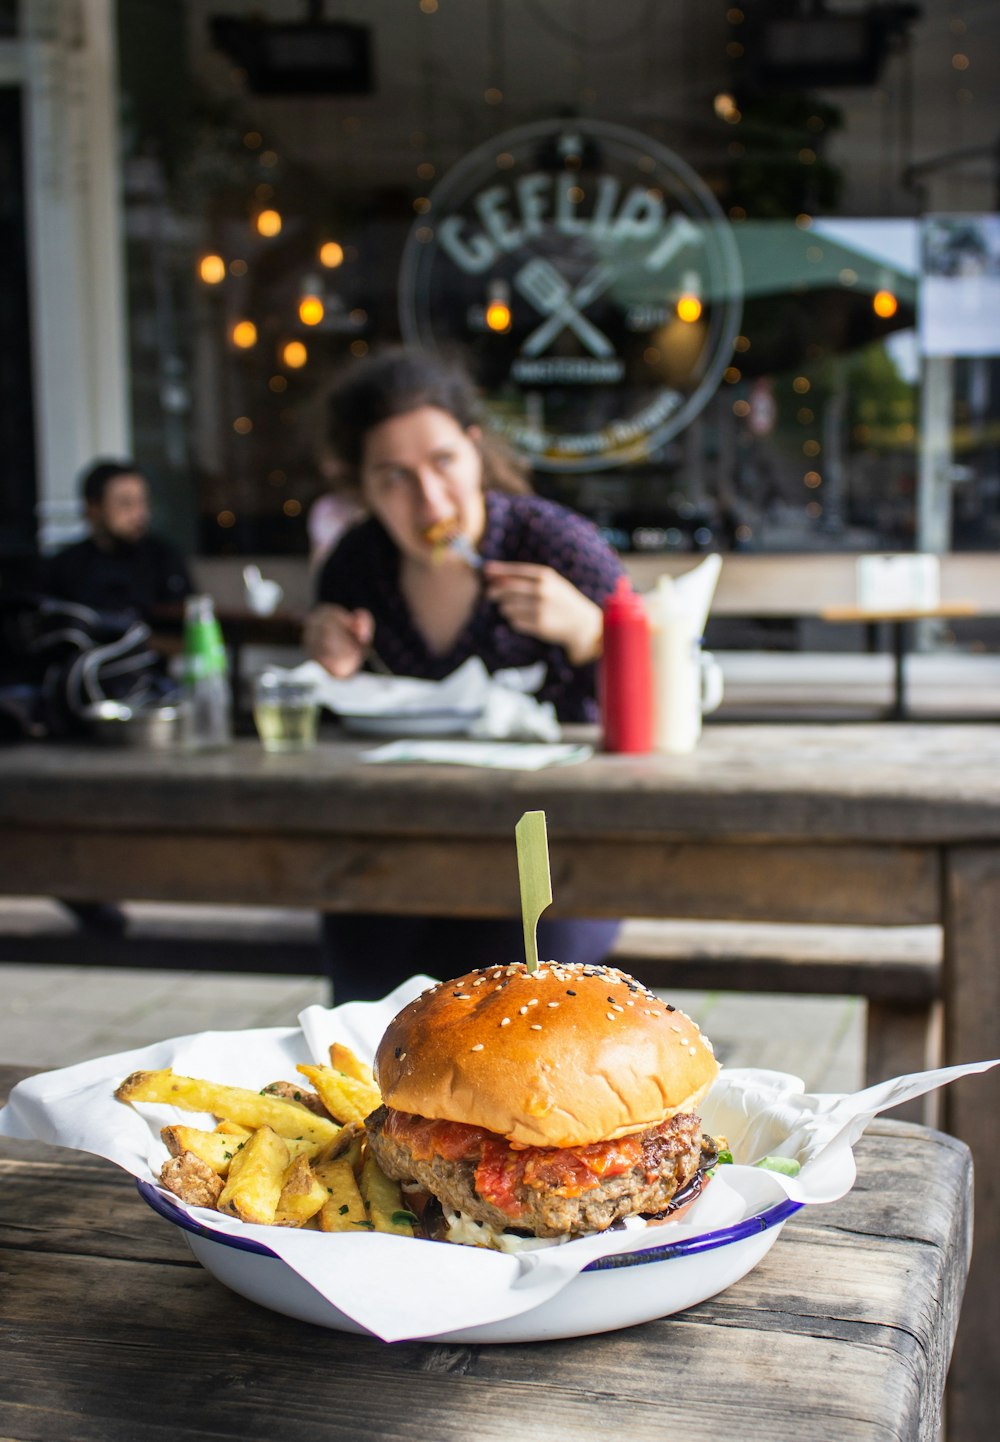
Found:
[20,0,131,551]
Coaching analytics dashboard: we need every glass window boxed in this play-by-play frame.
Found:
[115,1,1000,559]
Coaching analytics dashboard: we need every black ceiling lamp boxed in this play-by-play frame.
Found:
[209,2,373,97]
[742,1,921,91]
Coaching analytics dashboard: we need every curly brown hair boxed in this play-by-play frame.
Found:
[325,346,530,497]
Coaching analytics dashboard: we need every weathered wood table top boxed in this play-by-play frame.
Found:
[0,1065,972,1442]
[2,726,999,1439]
[4,724,1000,842]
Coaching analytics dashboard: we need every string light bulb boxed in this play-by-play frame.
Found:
[873,289,898,319]
[232,320,257,349]
[298,294,325,326]
[319,241,344,268]
[198,254,226,285]
[485,279,512,333]
[256,209,282,238]
[282,340,308,369]
[676,272,703,323]
[486,300,512,332]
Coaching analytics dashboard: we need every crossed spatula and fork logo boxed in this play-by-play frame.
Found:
[513,258,618,358]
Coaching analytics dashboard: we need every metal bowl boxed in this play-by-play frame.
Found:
[83,700,183,750]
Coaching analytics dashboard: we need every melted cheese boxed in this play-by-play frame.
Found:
[441,1209,573,1253]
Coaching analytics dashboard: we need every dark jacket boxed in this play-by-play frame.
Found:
[43,534,192,624]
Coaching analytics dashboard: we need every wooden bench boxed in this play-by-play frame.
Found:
[0,898,322,974]
[193,550,1000,620]
[189,554,1000,701]
[613,918,942,1124]
[1,899,941,1123]
[623,550,1000,618]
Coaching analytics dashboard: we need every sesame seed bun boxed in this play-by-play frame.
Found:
[373,961,719,1150]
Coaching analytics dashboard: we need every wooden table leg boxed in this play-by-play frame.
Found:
[942,847,1000,1441]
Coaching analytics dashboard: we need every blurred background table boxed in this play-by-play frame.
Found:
[1,726,998,1438]
[820,601,980,719]
[0,1062,971,1442]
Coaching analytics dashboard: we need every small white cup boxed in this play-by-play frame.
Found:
[243,565,284,616]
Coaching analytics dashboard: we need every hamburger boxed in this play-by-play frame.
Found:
[365,960,720,1250]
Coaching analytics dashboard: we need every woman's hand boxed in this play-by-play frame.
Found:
[483,562,603,667]
[303,604,375,678]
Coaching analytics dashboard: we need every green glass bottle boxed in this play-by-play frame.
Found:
[181,595,232,749]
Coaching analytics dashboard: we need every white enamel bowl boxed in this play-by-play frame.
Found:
[137,1171,801,1345]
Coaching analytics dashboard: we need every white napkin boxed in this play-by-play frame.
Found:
[360,740,593,770]
[289,657,560,742]
[1,979,995,1343]
[672,553,722,637]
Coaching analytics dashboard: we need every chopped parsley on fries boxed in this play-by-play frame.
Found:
[114,1045,411,1234]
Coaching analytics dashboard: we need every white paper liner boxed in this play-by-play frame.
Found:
[291,656,561,742]
[1,975,996,1342]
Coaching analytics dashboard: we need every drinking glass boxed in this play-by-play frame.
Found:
[252,672,320,753]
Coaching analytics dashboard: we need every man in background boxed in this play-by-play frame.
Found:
[44,458,192,622]
[40,459,194,938]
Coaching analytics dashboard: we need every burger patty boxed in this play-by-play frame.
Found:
[365,1106,712,1238]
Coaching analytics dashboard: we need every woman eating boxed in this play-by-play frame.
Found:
[305,346,625,1000]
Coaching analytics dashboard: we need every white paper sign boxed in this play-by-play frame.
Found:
[856,553,940,611]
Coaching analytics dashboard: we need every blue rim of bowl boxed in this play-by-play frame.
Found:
[136,1179,802,1270]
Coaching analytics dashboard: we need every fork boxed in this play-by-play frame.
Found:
[446,532,483,570]
[516,259,616,357]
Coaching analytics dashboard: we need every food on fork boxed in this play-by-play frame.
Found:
[423,517,459,548]
[366,961,720,1249]
[422,517,482,568]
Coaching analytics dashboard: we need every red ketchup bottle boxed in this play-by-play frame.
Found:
[599,576,654,754]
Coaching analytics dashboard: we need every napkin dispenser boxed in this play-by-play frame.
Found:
[856,554,940,611]
[646,575,724,755]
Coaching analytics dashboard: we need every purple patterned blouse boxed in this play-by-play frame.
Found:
[315,490,625,721]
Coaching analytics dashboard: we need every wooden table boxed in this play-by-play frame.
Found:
[821,602,980,719]
[0,1063,972,1442]
[1,728,999,1438]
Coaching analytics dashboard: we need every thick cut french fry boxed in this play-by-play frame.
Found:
[160,1151,224,1208]
[315,1156,371,1233]
[260,1080,332,1119]
[312,1119,364,1172]
[360,1151,415,1237]
[296,1063,380,1126]
[214,1120,252,1138]
[161,1125,248,1175]
[115,1069,339,1145]
[329,1042,376,1089]
[274,1154,329,1227]
[214,1121,321,1162]
[213,1122,320,1165]
[217,1126,290,1224]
